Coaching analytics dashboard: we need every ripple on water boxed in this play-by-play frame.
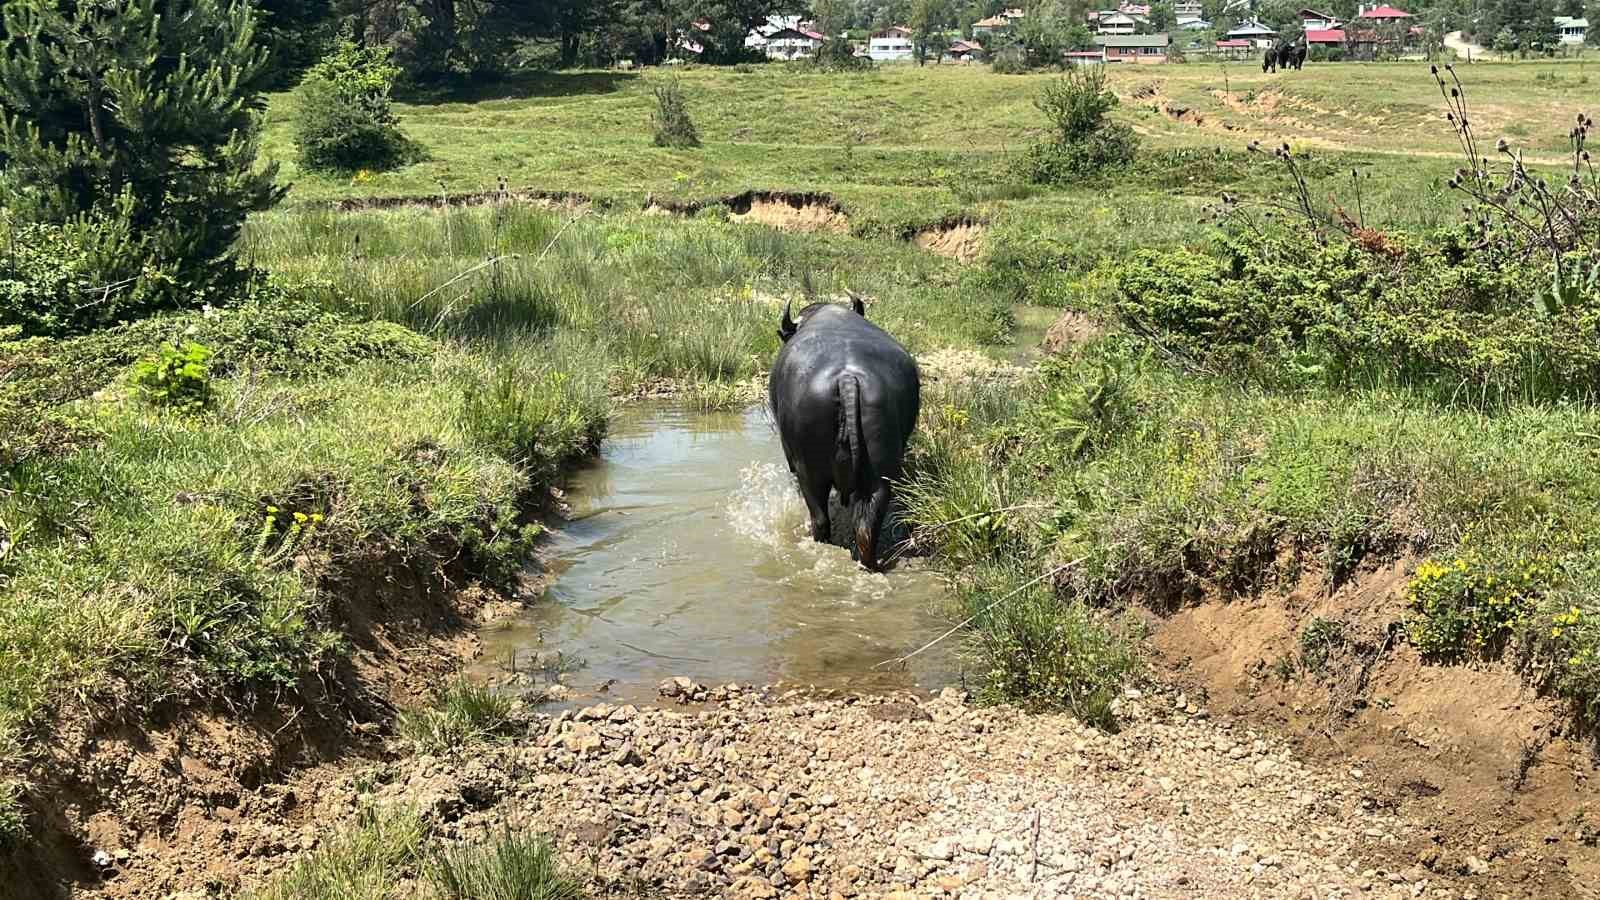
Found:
[474,404,959,704]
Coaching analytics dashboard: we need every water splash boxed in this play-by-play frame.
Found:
[729,460,808,547]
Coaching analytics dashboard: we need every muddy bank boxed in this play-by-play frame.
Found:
[0,538,541,899]
[1145,556,1600,897]
[94,683,1573,898]
[911,218,986,263]
[646,190,851,235]
[325,188,593,214]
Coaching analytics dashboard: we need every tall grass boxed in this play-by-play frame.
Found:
[396,680,517,754]
[429,830,584,900]
[253,805,430,900]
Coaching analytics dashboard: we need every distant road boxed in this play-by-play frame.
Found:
[1444,30,1499,61]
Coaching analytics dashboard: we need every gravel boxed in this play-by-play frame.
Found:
[318,680,1518,899]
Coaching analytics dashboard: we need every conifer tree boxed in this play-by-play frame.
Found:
[0,0,285,289]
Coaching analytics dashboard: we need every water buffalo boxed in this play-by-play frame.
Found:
[769,299,920,571]
[1262,49,1276,73]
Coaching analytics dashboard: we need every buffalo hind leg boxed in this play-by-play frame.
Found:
[798,466,833,544]
[851,481,892,571]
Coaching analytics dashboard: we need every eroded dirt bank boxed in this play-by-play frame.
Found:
[71,682,1592,898]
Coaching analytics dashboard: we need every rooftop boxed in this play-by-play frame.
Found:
[1357,5,1413,17]
[1097,32,1171,46]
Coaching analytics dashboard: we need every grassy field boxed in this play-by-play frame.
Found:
[5,55,1600,874]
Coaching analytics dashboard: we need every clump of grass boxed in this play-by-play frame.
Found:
[396,680,516,754]
[651,77,700,149]
[253,805,429,900]
[428,829,584,900]
[0,779,25,847]
[680,376,747,412]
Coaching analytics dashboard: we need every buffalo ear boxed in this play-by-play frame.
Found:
[778,300,798,342]
[848,291,866,318]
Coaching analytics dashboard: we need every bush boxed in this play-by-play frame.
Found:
[990,45,1031,74]
[0,199,183,338]
[429,830,584,900]
[651,77,701,148]
[1020,67,1138,184]
[294,38,420,173]
[129,342,215,413]
[254,805,430,900]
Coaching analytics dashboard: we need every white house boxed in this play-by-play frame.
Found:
[1174,0,1205,24]
[1299,7,1341,30]
[1095,11,1140,34]
[761,26,825,59]
[868,25,915,61]
[1556,15,1588,44]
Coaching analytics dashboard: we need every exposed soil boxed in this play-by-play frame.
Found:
[65,680,1591,899]
[911,220,985,263]
[1148,555,1600,899]
[327,188,592,215]
[1040,310,1105,354]
[0,543,543,900]
[728,192,850,235]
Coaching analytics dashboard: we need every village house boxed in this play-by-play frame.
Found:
[1224,19,1278,48]
[760,25,825,59]
[1096,32,1171,62]
[946,39,984,62]
[1299,7,1341,30]
[1356,4,1413,26]
[1305,28,1347,51]
[1094,11,1141,34]
[1213,37,1253,58]
[867,25,915,61]
[1556,15,1589,44]
[1064,49,1106,65]
[971,7,1025,36]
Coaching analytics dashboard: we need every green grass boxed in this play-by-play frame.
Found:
[396,679,517,755]
[250,807,582,900]
[429,829,584,900]
[253,806,431,900]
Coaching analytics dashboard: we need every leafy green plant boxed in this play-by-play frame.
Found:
[396,680,515,754]
[1407,526,1569,658]
[651,77,701,149]
[294,36,422,173]
[429,829,584,900]
[1299,618,1346,672]
[129,342,215,412]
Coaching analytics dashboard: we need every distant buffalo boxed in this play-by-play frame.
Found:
[769,298,920,571]
[1262,48,1276,73]
[1270,41,1307,71]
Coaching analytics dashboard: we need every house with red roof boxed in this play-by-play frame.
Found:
[1299,8,1341,30]
[1356,4,1413,25]
[1214,37,1253,58]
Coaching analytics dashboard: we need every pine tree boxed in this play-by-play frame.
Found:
[0,0,285,291]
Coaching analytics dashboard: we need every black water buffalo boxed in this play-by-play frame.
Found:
[1262,49,1276,73]
[769,299,920,571]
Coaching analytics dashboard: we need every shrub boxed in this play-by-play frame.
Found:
[651,77,701,148]
[294,37,420,173]
[1020,67,1138,184]
[0,199,183,338]
[396,680,516,754]
[429,830,584,900]
[457,358,607,484]
[129,342,215,412]
[990,45,1031,74]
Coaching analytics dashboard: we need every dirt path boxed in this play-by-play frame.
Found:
[1444,32,1499,62]
[120,682,1578,900]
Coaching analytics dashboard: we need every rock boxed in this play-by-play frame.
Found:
[686,847,718,871]
[1465,855,1490,875]
[921,838,958,861]
[782,854,814,882]
[961,831,996,855]
[731,875,778,899]
[91,849,114,868]
[659,676,700,699]
[723,809,746,829]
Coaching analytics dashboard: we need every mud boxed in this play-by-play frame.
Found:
[1040,310,1105,353]
[911,219,985,263]
[327,188,592,214]
[646,191,851,235]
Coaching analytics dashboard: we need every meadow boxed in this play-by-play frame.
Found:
[5,55,1600,891]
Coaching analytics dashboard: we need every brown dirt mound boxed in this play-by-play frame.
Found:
[0,544,539,899]
[1041,310,1104,353]
[913,219,986,263]
[727,191,849,234]
[1146,554,1600,898]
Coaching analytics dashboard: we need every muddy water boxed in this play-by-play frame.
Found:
[478,404,960,705]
